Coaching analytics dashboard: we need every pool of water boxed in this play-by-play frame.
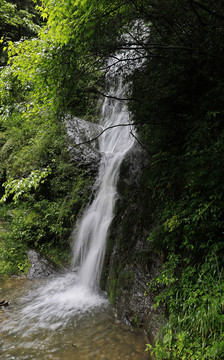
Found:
[0,277,150,360]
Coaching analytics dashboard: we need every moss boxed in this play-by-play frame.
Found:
[107,267,120,305]
[119,269,135,290]
[135,251,153,269]
[130,313,142,327]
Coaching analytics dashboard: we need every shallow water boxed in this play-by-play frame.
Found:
[0,277,150,360]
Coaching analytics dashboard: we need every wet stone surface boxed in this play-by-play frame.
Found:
[104,143,165,343]
[27,249,61,279]
[65,116,101,174]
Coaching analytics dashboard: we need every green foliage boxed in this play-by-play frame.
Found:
[143,101,224,355]
[0,238,30,276]
[0,205,31,275]
[146,253,224,359]
[124,1,224,358]
[0,161,92,274]
[0,84,93,273]
[0,0,41,66]
[0,166,51,203]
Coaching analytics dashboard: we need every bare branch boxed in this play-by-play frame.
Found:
[92,89,139,102]
[69,123,135,149]
[117,42,200,53]
[130,130,150,154]
[68,122,152,155]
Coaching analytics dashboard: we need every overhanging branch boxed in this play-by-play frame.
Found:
[92,89,139,102]
[130,130,150,154]
[69,123,135,149]
[69,122,152,154]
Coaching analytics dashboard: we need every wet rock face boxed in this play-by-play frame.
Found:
[27,250,61,279]
[110,259,165,345]
[104,143,165,344]
[65,116,101,175]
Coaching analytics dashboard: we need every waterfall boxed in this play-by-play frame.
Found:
[71,78,134,290]
[2,65,135,336]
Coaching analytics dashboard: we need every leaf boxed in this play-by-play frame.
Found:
[42,13,48,20]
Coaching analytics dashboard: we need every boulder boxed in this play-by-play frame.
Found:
[27,249,62,279]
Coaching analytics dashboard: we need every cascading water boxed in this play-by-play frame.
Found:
[71,77,134,290]
[1,63,135,338]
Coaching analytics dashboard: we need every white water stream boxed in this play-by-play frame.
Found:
[1,75,134,339]
[71,78,134,290]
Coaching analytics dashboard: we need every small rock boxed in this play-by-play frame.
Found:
[0,299,10,307]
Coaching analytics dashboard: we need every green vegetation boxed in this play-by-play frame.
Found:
[129,1,224,358]
[0,0,224,358]
[0,0,103,275]
[146,254,224,359]
[0,0,41,66]
[0,118,93,274]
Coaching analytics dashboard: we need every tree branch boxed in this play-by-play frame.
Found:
[69,123,135,149]
[117,42,200,53]
[92,88,139,102]
[69,122,152,155]
[101,0,133,18]
[130,130,150,154]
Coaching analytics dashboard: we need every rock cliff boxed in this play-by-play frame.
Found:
[103,143,165,343]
